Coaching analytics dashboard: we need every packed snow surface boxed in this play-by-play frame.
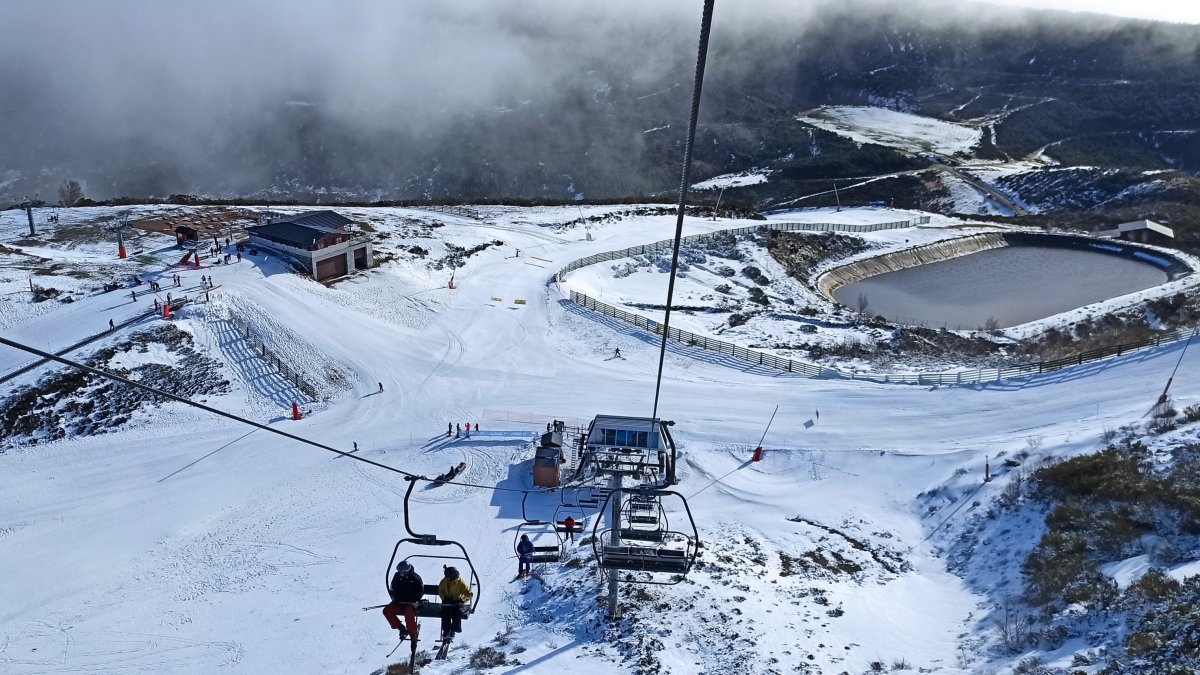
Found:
[0,204,1198,674]
[798,105,983,157]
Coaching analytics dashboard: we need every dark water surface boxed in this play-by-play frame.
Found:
[833,247,1169,329]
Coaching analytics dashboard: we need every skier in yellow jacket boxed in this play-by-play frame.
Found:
[437,566,472,640]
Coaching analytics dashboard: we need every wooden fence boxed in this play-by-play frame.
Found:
[227,315,319,400]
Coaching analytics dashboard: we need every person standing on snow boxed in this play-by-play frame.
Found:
[517,534,535,578]
[437,566,472,640]
[383,561,424,640]
[378,382,384,393]
[447,422,453,438]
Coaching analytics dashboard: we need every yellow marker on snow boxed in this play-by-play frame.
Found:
[514,299,527,305]
[491,297,503,302]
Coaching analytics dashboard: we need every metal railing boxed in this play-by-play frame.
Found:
[556,216,1197,385]
[571,291,826,376]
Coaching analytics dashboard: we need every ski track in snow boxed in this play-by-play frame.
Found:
[1,204,1198,673]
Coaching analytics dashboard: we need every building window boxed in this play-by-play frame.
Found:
[599,428,649,448]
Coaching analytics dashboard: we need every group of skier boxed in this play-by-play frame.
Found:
[382,562,473,644]
[447,422,480,437]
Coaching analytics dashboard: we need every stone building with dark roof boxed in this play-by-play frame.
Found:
[246,210,373,281]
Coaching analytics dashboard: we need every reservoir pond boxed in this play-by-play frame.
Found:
[832,246,1169,329]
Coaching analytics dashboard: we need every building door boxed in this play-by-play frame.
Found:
[315,255,348,281]
[353,247,368,270]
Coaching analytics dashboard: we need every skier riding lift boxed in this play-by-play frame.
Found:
[438,565,473,641]
[517,534,535,578]
[383,561,424,640]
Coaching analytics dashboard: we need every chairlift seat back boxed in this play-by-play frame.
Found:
[601,545,688,573]
[618,528,667,542]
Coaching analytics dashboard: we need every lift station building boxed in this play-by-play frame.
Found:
[246,210,373,281]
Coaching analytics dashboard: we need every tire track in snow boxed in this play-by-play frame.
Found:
[0,624,242,673]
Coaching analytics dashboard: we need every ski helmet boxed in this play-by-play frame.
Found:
[445,566,460,580]
[396,561,413,574]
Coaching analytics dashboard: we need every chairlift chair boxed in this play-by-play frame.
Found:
[516,493,565,563]
[577,485,602,508]
[618,495,668,542]
[553,504,586,536]
[385,477,482,622]
[618,494,668,542]
[560,485,582,506]
[591,487,700,584]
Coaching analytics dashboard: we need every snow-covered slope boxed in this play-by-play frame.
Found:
[1,204,1198,674]
[797,106,982,157]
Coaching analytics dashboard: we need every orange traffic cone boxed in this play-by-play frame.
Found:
[119,244,127,260]
[292,402,302,420]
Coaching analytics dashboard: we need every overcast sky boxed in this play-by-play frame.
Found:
[988,0,1200,24]
[3,0,1197,201]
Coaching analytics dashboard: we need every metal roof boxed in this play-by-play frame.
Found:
[248,222,338,249]
[590,415,660,432]
[277,210,353,231]
[1117,219,1174,237]
[1097,219,1175,239]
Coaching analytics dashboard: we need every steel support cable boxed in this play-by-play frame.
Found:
[0,335,547,495]
[652,0,716,420]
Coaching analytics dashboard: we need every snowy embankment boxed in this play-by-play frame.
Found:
[1,203,1198,674]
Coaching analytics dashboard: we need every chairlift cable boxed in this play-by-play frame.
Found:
[650,0,716,421]
[0,335,549,495]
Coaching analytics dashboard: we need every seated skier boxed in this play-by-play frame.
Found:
[382,561,424,640]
